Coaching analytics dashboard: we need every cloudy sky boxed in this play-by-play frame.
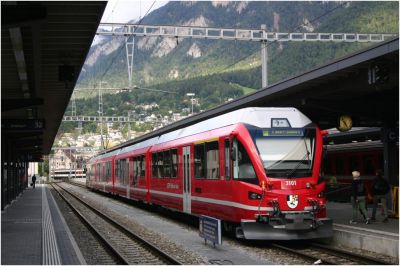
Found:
[101,0,169,23]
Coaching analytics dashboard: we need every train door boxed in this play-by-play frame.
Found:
[183,146,191,214]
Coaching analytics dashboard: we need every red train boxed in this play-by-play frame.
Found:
[86,107,333,240]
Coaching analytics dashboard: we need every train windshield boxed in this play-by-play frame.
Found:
[249,127,316,178]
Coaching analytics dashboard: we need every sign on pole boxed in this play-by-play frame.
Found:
[199,215,222,247]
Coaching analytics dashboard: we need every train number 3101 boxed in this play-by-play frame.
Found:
[285,180,297,186]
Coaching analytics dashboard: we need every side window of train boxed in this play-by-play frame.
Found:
[171,149,178,178]
[233,139,257,183]
[206,141,220,179]
[157,152,164,178]
[107,161,111,182]
[349,156,360,174]
[363,155,375,175]
[194,143,205,179]
[97,163,100,180]
[115,160,119,179]
[152,153,157,178]
[140,155,146,177]
[164,150,171,178]
[224,139,231,180]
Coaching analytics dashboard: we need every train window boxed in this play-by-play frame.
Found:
[115,160,120,179]
[152,153,157,178]
[139,155,146,178]
[233,140,257,184]
[97,163,100,180]
[102,163,106,182]
[363,155,375,175]
[349,156,360,174]
[107,161,110,181]
[133,157,138,179]
[334,156,344,175]
[195,144,205,179]
[206,141,220,179]
[164,150,171,178]
[157,152,164,178]
[171,149,178,178]
[224,139,231,180]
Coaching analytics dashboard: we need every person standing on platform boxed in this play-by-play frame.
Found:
[31,174,37,189]
[350,170,370,225]
[371,169,390,222]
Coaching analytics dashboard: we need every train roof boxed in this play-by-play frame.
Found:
[158,107,311,143]
[89,107,312,161]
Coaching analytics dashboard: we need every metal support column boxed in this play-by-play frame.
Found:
[99,83,104,149]
[261,24,268,88]
[125,36,135,87]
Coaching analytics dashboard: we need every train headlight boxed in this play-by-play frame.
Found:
[306,182,311,188]
[248,191,262,200]
[318,191,324,198]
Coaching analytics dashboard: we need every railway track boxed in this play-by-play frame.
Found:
[271,242,391,265]
[51,182,182,265]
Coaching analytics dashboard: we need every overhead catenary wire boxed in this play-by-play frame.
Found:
[221,1,350,72]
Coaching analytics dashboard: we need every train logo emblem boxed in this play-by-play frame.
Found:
[287,195,298,209]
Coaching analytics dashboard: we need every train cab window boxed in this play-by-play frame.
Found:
[233,139,257,184]
[171,149,178,178]
[206,141,220,179]
[224,139,231,180]
[195,143,205,179]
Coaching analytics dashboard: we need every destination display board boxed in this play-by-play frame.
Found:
[262,129,304,137]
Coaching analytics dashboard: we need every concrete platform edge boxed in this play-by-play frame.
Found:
[46,186,87,265]
[332,224,399,259]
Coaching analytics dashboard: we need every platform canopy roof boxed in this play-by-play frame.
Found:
[2,1,107,161]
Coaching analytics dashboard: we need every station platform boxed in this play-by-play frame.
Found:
[326,201,399,259]
[1,184,86,265]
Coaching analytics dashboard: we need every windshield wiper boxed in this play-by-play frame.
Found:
[285,151,311,178]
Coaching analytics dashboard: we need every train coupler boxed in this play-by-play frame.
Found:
[255,214,270,224]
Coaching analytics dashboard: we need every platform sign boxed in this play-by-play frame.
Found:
[2,119,45,130]
[199,215,222,247]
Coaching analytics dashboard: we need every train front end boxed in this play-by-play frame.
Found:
[234,109,333,240]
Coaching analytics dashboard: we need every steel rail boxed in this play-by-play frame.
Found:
[272,242,391,265]
[52,182,183,265]
[310,242,392,265]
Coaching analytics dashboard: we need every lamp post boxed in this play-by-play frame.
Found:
[186,93,195,115]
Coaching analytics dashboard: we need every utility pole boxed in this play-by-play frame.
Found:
[261,24,268,88]
[187,93,195,114]
[98,81,107,149]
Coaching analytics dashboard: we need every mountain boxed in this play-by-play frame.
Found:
[64,1,398,134]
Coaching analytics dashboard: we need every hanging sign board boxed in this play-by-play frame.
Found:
[2,119,45,130]
[199,215,222,247]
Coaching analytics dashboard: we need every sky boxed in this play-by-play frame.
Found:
[101,0,169,23]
